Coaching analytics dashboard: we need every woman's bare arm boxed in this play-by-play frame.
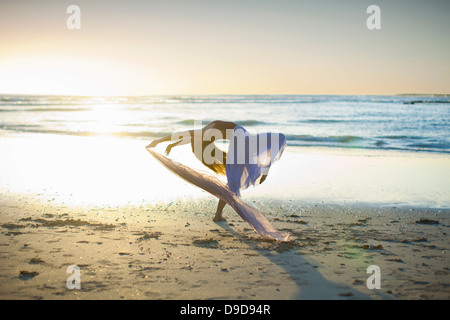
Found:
[146,120,237,149]
[165,135,192,155]
[146,129,194,148]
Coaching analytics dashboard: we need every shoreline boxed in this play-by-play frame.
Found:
[0,133,449,209]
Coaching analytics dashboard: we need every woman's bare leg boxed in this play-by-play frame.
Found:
[213,199,227,221]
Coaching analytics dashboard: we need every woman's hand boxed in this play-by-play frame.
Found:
[165,140,183,156]
[146,140,159,149]
[165,143,174,156]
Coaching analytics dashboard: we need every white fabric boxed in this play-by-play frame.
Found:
[226,126,287,196]
[146,147,290,242]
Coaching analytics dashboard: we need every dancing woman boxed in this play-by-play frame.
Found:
[147,121,237,221]
[146,120,289,241]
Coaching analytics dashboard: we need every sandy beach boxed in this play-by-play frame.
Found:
[0,194,448,300]
[0,135,449,299]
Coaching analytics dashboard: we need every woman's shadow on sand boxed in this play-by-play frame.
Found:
[214,220,391,300]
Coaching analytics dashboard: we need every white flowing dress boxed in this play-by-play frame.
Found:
[146,125,289,242]
[226,125,287,197]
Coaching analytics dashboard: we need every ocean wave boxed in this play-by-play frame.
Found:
[2,124,448,153]
[176,119,269,126]
[0,125,169,139]
[30,107,91,112]
[286,134,364,144]
[235,120,270,126]
[175,119,208,126]
[403,100,450,104]
[408,142,450,150]
[293,119,352,124]
[376,135,423,140]
[303,119,345,123]
[0,107,91,112]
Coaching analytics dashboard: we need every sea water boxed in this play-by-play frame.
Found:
[1,94,449,154]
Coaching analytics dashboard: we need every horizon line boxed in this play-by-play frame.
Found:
[1,92,449,98]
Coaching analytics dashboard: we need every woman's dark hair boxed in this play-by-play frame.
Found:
[189,121,236,175]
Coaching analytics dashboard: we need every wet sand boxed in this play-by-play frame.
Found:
[0,193,448,300]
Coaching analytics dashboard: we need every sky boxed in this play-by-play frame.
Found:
[0,0,449,96]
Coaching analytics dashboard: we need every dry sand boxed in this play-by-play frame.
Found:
[0,193,448,300]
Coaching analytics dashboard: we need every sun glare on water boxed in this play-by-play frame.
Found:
[0,134,205,207]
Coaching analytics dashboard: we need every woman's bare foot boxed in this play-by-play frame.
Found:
[213,212,226,222]
[213,199,226,222]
